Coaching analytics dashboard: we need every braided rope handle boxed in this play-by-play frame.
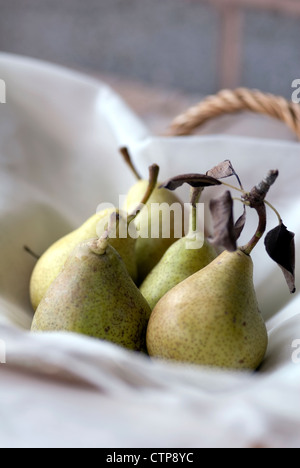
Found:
[167,88,300,139]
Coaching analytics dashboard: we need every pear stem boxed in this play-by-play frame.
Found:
[93,213,120,254]
[119,147,142,181]
[127,164,160,222]
[24,245,40,260]
[240,203,267,256]
[189,187,203,234]
[91,231,110,255]
[96,233,110,255]
[92,164,160,252]
[239,170,279,255]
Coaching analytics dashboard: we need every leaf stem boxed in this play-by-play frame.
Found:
[232,197,250,206]
[264,200,282,224]
[220,180,246,194]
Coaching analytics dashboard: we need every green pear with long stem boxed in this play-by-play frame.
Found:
[30,164,159,311]
[140,188,217,310]
[121,147,184,284]
[31,231,151,351]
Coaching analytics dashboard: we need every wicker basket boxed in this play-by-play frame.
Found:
[167,88,300,138]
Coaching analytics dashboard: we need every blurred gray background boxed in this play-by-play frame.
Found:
[0,0,299,98]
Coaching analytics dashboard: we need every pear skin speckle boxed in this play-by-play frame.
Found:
[146,249,268,370]
[31,242,150,352]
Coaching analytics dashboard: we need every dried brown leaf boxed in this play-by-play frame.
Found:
[234,206,247,240]
[160,174,221,191]
[207,160,244,190]
[206,160,235,180]
[264,223,296,294]
[209,191,237,252]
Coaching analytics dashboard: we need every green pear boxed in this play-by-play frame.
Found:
[29,208,136,311]
[30,164,160,311]
[140,235,216,310]
[125,180,184,283]
[31,236,151,351]
[140,186,217,310]
[146,249,268,370]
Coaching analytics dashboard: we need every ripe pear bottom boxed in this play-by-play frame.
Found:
[147,249,268,370]
[32,241,151,352]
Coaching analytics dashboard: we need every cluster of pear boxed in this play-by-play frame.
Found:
[30,151,292,371]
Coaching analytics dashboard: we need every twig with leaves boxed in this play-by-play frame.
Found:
[161,161,296,294]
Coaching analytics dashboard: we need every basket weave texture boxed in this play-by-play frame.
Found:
[168,88,300,138]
